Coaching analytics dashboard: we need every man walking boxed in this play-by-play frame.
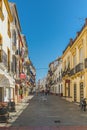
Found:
[83,98,86,111]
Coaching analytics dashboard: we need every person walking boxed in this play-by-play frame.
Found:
[80,98,84,111]
[83,98,86,111]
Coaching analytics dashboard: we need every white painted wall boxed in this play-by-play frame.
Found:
[0,1,11,54]
[52,59,63,94]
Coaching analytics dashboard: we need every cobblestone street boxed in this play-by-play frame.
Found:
[11,95,87,127]
[1,95,87,129]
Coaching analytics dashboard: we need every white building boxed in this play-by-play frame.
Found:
[38,77,47,92]
[0,0,14,102]
[55,58,63,96]
[47,57,63,96]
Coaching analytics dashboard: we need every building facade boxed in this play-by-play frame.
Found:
[28,60,36,94]
[47,57,63,95]
[62,18,87,103]
[0,0,35,103]
[0,0,14,102]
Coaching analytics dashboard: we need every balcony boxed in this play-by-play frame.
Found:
[66,67,70,75]
[75,63,84,73]
[85,58,87,68]
[62,67,70,77]
[70,68,75,76]
[62,70,66,77]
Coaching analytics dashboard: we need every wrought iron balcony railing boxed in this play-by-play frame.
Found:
[70,68,75,76]
[75,63,84,73]
[62,71,66,77]
[62,67,70,77]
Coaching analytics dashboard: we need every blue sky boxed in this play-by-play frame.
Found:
[9,0,87,81]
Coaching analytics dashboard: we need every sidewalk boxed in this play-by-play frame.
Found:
[0,95,34,127]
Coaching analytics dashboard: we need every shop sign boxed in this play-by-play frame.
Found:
[20,73,26,79]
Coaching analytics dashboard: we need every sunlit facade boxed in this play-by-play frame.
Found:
[62,18,87,103]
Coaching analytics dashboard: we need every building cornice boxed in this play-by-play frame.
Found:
[70,26,87,51]
[63,19,87,57]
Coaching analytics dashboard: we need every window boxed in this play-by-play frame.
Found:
[79,47,83,63]
[68,85,70,97]
[73,54,76,67]
[14,17,16,25]
[64,60,66,70]
[12,30,16,46]
[80,82,84,101]
[67,56,70,69]
[74,84,77,102]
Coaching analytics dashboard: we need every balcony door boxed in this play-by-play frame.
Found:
[79,47,83,63]
[74,84,77,102]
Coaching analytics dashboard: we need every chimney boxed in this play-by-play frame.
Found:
[85,18,87,26]
[76,31,80,37]
[70,38,73,46]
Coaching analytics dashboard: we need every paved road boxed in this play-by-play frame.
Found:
[10,94,87,127]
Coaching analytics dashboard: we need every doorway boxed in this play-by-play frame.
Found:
[80,82,84,101]
[74,84,77,102]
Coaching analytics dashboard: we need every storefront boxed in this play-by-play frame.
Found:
[0,74,15,102]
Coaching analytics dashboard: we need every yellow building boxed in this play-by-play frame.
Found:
[62,18,87,103]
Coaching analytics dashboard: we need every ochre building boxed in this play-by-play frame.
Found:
[62,18,87,103]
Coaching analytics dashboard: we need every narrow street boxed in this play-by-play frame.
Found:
[10,94,87,127]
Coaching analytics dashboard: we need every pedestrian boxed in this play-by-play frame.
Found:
[83,98,86,111]
[45,89,47,96]
[80,99,84,111]
[19,87,23,99]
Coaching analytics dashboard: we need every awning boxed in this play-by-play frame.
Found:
[5,74,15,87]
[20,73,26,79]
[0,69,15,88]
[0,75,10,87]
